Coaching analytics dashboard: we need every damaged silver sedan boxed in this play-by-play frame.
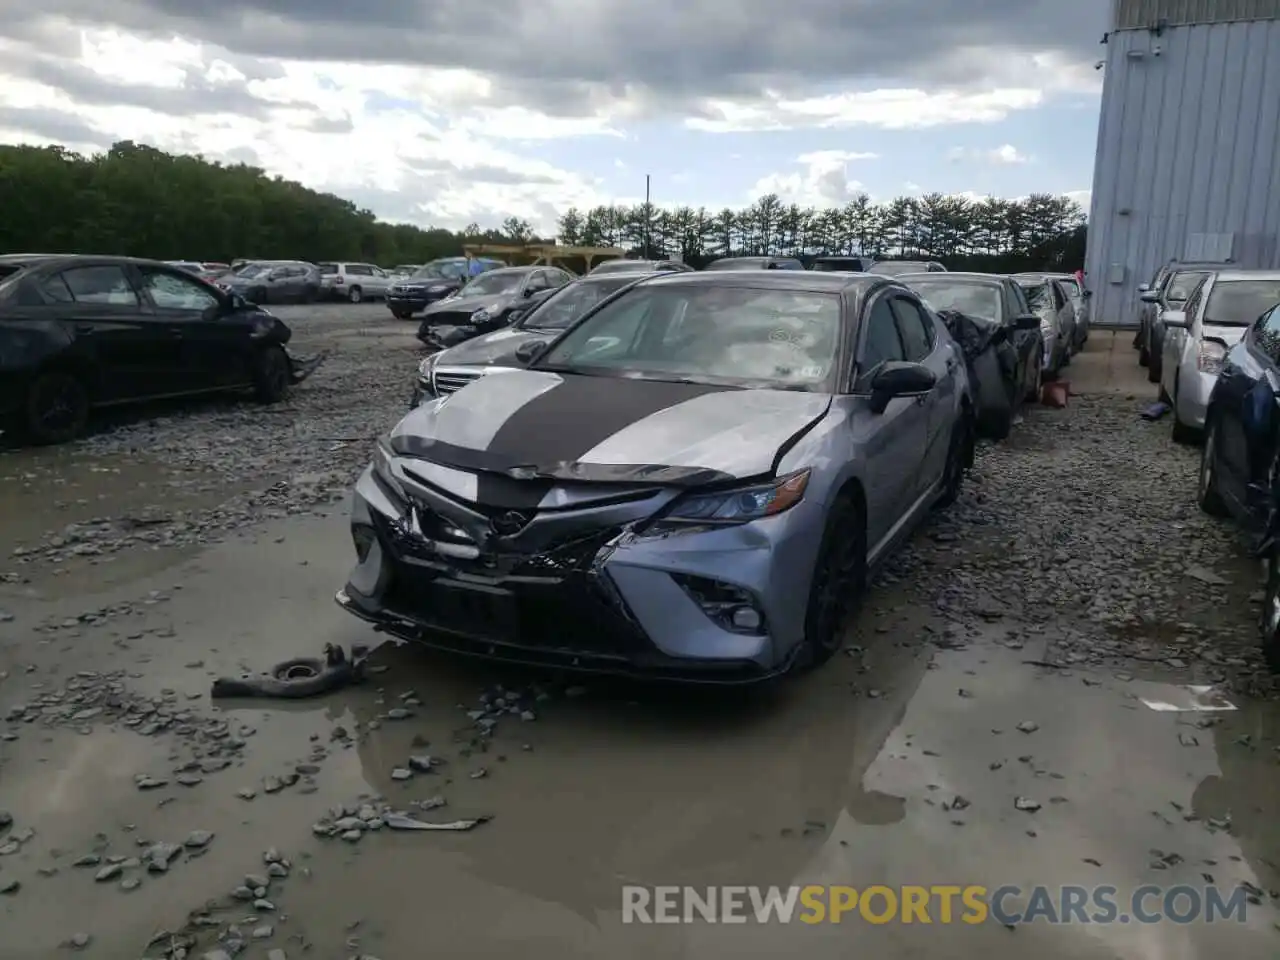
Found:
[337,271,975,682]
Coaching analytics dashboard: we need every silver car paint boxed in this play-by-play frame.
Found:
[343,277,969,677]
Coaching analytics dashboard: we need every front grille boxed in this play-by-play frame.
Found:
[433,368,484,395]
[426,309,474,326]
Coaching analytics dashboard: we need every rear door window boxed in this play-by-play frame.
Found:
[61,266,140,306]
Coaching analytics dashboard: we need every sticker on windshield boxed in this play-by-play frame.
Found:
[799,365,825,379]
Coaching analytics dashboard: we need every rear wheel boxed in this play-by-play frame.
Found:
[935,408,974,510]
[252,346,291,404]
[800,495,866,670]
[24,370,89,445]
[348,285,363,304]
[1025,358,1042,404]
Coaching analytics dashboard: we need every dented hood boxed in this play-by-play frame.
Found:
[389,368,830,488]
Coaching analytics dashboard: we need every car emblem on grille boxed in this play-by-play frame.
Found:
[489,510,530,537]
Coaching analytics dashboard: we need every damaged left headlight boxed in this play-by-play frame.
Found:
[371,436,406,501]
[663,470,810,524]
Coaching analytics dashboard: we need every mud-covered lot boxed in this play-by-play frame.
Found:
[1,324,1278,959]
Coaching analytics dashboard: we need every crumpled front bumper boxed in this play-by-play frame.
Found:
[287,349,328,385]
[336,464,824,682]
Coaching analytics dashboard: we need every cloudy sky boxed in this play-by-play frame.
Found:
[0,1,1110,232]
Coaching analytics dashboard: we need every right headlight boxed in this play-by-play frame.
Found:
[417,353,440,380]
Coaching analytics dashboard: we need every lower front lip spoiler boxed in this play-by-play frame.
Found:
[333,589,795,685]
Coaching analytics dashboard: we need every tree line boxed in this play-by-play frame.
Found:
[0,140,1085,272]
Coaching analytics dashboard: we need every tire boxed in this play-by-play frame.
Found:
[1025,359,1043,404]
[23,370,89,445]
[800,494,867,670]
[1261,551,1280,673]
[1197,418,1229,516]
[1147,354,1162,383]
[252,345,291,404]
[348,285,363,304]
[251,286,268,304]
[303,285,319,304]
[935,407,973,510]
[391,310,412,320]
[1172,416,1200,445]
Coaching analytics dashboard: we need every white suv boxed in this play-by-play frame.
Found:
[319,263,392,303]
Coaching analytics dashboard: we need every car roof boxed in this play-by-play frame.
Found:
[1210,270,1280,282]
[899,271,1006,285]
[635,270,886,294]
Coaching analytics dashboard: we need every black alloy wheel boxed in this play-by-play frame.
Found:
[801,495,867,669]
[935,408,974,510]
[24,370,90,445]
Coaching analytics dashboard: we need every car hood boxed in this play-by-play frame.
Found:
[1202,322,1247,347]
[422,293,510,315]
[389,369,831,492]
[433,327,545,364]
[395,277,457,290]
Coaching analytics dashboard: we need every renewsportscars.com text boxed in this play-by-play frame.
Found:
[621,884,1251,925]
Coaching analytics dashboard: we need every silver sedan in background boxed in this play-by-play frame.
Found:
[1162,270,1280,444]
[337,271,975,682]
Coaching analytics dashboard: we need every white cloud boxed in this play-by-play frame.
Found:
[686,86,1044,133]
[948,143,1030,164]
[0,27,614,232]
[750,150,877,207]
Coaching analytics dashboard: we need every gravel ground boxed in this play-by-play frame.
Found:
[0,330,1277,958]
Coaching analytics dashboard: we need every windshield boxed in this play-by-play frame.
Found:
[592,260,653,275]
[414,260,468,280]
[458,271,524,298]
[535,284,841,391]
[1166,271,1207,304]
[520,277,635,331]
[908,281,1002,323]
[812,260,864,272]
[1018,282,1051,312]
[871,262,930,277]
[1204,279,1280,326]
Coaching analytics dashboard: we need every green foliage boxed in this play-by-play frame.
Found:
[559,192,1087,271]
[0,141,531,264]
[0,140,1085,272]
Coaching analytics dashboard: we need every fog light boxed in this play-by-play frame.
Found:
[352,523,376,562]
[730,606,761,631]
[671,573,766,635]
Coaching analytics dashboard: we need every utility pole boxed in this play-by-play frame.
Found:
[644,174,651,258]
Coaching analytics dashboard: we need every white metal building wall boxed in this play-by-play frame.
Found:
[1085,7,1280,327]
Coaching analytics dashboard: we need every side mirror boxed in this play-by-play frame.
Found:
[228,293,248,311]
[1140,291,1160,303]
[868,361,936,414]
[1014,314,1041,331]
[1082,289,1093,298]
[514,339,548,365]
[1162,313,1189,329]
[522,286,541,298]
[1138,283,1151,293]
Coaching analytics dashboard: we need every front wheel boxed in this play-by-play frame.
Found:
[250,286,268,304]
[252,346,291,404]
[1196,419,1229,516]
[800,495,866,670]
[1260,552,1280,672]
[24,370,89,445]
[391,310,412,320]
